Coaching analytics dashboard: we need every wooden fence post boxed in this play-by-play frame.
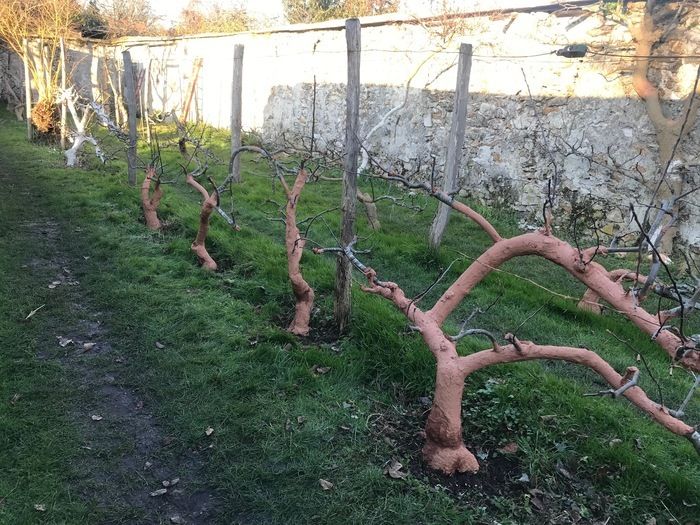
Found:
[23,38,32,141]
[122,50,138,187]
[229,44,244,183]
[182,57,203,122]
[428,43,472,251]
[144,58,152,144]
[60,37,67,149]
[334,18,361,333]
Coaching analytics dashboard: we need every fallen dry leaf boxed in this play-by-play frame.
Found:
[312,365,331,375]
[319,479,334,491]
[91,414,103,421]
[57,336,74,347]
[83,342,96,352]
[556,462,574,480]
[170,516,185,524]
[24,304,45,321]
[530,494,545,511]
[384,459,408,480]
[297,416,306,425]
[150,488,167,497]
[497,442,519,454]
[155,341,165,349]
[34,504,46,512]
[205,427,214,436]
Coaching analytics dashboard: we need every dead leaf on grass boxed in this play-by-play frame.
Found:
[57,336,74,347]
[205,427,214,436]
[530,494,545,511]
[297,416,306,425]
[83,342,96,352]
[497,442,519,454]
[155,341,165,349]
[312,365,331,376]
[384,459,408,480]
[91,414,103,421]
[319,479,334,491]
[556,462,574,480]
[24,304,45,321]
[150,488,167,497]
[34,504,46,512]
[528,488,547,511]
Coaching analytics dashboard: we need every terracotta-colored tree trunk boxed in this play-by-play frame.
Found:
[283,169,315,336]
[361,268,699,474]
[186,174,218,271]
[344,180,700,473]
[141,167,163,231]
[578,269,648,314]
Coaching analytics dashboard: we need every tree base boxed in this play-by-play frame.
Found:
[422,441,479,475]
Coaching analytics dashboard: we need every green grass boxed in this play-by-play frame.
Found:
[0,111,698,524]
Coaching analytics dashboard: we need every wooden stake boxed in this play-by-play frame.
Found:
[144,58,152,144]
[60,38,67,149]
[428,43,472,251]
[334,18,361,334]
[229,45,244,183]
[181,58,203,122]
[122,50,138,187]
[23,38,32,141]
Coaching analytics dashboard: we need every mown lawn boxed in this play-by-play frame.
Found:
[0,110,698,524]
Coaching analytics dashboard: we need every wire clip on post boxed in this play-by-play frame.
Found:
[556,44,588,58]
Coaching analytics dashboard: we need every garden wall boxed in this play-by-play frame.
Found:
[2,1,700,246]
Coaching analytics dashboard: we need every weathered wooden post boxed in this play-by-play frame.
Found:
[428,43,472,251]
[182,57,203,122]
[22,38,32,141]
[334,18,361,333]
[229,44,244,183]
[122,50,138,187]
[60,38,67,149]
[144,58,152,144]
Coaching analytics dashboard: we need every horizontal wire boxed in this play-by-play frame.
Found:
[218,47,700,61]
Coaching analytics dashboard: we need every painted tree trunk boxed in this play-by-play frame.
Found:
[187,175,217,271]
[285,169,315,336]
[141,167,163,231]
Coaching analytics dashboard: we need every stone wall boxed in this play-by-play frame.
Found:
[2,1,699,246]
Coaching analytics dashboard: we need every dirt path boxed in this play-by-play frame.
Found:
[14,182,217,523]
